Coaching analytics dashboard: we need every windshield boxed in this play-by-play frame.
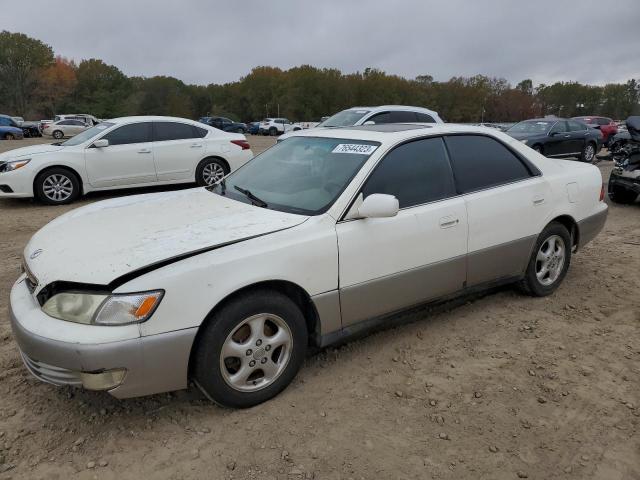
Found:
[213,136,380,215]
[61,122,115,146]
[318,109,370,128]
[507,120,554,134]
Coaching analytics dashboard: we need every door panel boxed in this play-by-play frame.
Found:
[153,122,203,181]
[464,178,552,285]
[547,121,572,156]
[337,198,468,326]
[85,122,156,187]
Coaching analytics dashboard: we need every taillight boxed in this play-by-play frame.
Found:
[230,140,250,150]
[599,183,605,202]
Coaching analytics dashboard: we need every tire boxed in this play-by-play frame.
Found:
[52,130,64,140]
[4,133,14,140]
[34,168,81,205]
[608,185,637,204]
[192,289,308,408]
[581,142,596,163]
[196,157,229,187]
[518,222,571,297]
[269,127,278,136]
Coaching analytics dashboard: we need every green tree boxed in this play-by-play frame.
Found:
[0,31,54,115]
[71,59,131,118]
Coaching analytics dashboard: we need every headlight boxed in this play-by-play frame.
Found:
[42,290,163,325]
[0,158,30,173]
[520,139,528,145]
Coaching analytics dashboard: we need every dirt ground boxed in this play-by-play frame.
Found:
[0,136,638,480]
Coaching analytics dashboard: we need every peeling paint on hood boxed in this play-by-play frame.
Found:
[24,188,308,291]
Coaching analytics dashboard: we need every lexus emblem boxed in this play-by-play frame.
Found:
[29,249,43,260]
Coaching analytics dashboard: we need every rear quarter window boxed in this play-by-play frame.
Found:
[444,135,532,194]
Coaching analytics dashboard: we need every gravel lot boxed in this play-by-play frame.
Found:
[0,136,638,480]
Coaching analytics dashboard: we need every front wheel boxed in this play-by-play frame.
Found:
[269,127,278,136]
[518,222,571,297]
[4,133,14,140]
[192,290,307,408]
[581,142,596,163]
[34,168,81,205]
[196,158,229,187]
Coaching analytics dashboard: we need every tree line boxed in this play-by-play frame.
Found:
[1,30,639,123]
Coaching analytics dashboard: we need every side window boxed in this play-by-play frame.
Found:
[550,121,568,134]
[0,117,11,126]
[361,137,457,208]
[568,121,586,132]
[444,135,531,194]
[367,112,392,124]
[596,118,610,126]
[415,112,436,123]
[390,111,418,123]
[154,122,198,141]
[103,122,152,146]
[194,126,208,138]
[70,120,85,126]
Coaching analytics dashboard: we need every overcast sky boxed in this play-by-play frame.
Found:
[2,0,639,86]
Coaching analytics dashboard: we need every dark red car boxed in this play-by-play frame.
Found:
[572,116,618,146]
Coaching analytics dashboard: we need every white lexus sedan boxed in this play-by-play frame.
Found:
[10,124,607,408]
[0,116,253,204]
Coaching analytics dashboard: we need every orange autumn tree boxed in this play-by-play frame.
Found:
[37,56,77,116]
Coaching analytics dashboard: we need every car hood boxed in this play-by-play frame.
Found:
[24,188,308,292]
[0,143,65,161]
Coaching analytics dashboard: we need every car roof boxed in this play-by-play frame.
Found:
[289,123,503,144]
[344,105,439,115]
[104,116,202,125]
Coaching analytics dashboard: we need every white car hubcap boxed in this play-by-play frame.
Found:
[535,235,565,286]
[42,174,73,202]
[220,313,292,392]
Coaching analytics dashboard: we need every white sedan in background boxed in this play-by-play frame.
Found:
[11,123,606,407]
[42,119,91,139]
[0,116,253,204]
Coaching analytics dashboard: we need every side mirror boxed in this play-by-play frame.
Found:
[363,120,375,126]
[357,194,399,219]
[92,139,109,148]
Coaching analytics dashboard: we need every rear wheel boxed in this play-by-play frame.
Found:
[581,142,596,163]
[518,222,571,297]
[609,185,637,204]
[34,168,80,205]
[196,158,228,186]
[192,289,307,408]
[52,130,64,140]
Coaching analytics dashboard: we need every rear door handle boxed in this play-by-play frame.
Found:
[532,194,545,205]
[137,148,151,154]
[190,143,203,148]
[439,216,459,228]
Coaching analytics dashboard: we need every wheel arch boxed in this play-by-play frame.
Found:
[547,214,579,251]
[197,155,230,173]
[187,279,320,377]
[33,164,84,196]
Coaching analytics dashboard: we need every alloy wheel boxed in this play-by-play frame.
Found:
[202,162,225,185]
[42,174,73,202]
[584,144,595,162]
[535,235,566,286]
[219,313,293,392]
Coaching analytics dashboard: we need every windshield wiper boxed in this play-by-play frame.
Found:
[234,185,268,208]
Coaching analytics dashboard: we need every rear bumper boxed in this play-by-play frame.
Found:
[577,205,608,249]
[10,278,197,398]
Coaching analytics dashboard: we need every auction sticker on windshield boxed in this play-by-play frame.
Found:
[332,144,378,155]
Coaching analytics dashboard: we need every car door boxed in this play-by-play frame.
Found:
[68,120,86,136]
[546,120,572,156]
[444,134,552,286]
[567,120,590,154]
[336,137,468,327]
[152,121,206,182]
[84,122,157,187]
